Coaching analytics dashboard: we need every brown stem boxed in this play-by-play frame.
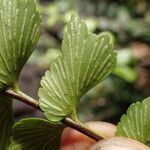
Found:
[62,118,103,141]
[5,89,103,141]
[5,89,40,109]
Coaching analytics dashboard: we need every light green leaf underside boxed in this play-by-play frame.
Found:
[0,96,13,150]
[39,13,117,122]
[0,0,41,91]
[7,141,21,150]
[116,97,150,145]
[12,118,64,150]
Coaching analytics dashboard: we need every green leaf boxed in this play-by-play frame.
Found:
[0,96,13,150]
[7,141,21,150]
[113,66,137,82]
[116,97,150,145]
[39,13,117,122]
[12,118,64,150]
[0,0,41,91]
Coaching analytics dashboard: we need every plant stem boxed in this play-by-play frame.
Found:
[62,118,103,141]
[5,89,39,109]
[5,89,103,141]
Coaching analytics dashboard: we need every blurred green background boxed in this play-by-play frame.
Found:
[14,0,150,124]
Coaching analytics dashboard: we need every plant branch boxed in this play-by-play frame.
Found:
[5,89,103,141]
[5,89,40,109]
[62,118,104,141]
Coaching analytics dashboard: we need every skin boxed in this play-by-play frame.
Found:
[90,137,150,150]
[60,121,116,150]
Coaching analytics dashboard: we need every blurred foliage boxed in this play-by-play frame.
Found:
[114,48,137,82]
[38,0,150,44]
[20,0,150,123]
